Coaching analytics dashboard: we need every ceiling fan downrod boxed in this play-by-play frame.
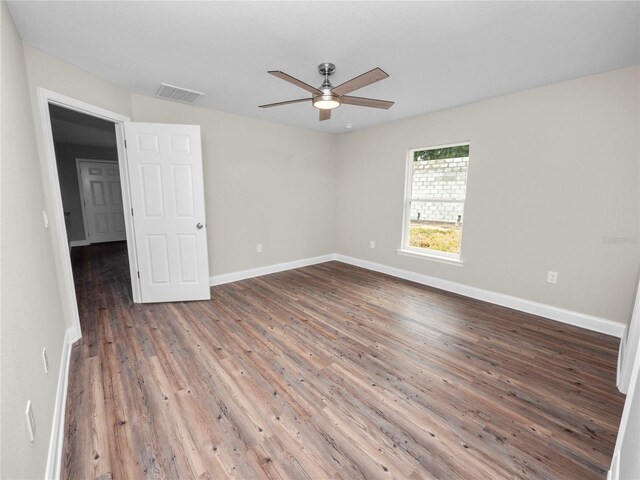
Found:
[318,62,336,90]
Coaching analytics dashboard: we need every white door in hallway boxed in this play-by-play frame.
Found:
[78,160,126,244]
[124,122,210,303]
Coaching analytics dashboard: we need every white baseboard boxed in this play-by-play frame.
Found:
[209,254,337,286]
[335,255,626,338]
[69,240,89,248]
[44,326,78,480]
[208,253,625,338]
[607,451,620,480]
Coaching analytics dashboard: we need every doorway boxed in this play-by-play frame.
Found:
[49,105,124,246]
[49,104,134,309]
[40,89,211,336]
[38,89,141,340]
[49,104,132,316]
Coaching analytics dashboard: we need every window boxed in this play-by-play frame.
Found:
[401,143,470,261]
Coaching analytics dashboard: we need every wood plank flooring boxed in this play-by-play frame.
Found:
[62,242,624,479]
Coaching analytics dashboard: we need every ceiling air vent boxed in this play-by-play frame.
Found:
[155,83,205,104]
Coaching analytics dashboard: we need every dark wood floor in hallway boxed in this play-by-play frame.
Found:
[63,242,624,479]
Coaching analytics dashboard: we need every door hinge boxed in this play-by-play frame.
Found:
[124,139,127,149]
[131,207,134,216]
[137,271,140,279]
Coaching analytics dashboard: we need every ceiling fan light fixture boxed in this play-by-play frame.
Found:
[313,94,341,110]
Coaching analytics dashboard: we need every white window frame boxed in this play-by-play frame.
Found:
[398,141,470,265]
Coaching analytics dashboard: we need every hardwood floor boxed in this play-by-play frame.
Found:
[63,242,624,479]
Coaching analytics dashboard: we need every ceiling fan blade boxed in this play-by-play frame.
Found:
[268,71,322,95]
[319,109,331,121]
[340,95,394,109]
[331,67,389,96]
[259,98,311,108]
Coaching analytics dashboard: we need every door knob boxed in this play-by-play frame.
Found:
[196,222,203,230]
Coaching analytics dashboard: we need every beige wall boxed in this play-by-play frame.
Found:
[336,66,640,325]
[130,94,338,276]
[22,44,132,119]
[0,4,68,478]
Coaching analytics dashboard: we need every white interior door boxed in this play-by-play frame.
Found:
[124,122,210,303]
[78,160,126,243]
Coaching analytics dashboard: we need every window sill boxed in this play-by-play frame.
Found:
[396,249,464,266]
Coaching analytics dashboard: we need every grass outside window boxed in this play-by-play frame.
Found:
[409,222,462,254]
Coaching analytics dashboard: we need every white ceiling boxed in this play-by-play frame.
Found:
[8,1,639,134]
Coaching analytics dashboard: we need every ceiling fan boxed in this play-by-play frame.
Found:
[259,63,394,121]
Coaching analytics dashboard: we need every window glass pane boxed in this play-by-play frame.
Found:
[413,145,469,161]
[409,201,463,254]
[410,201,464,225]
[405,143,469,256]
[411,156,469,201]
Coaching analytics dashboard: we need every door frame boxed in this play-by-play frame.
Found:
[75,158,123,245]
[37,88,142,340]
[618,274,640,393]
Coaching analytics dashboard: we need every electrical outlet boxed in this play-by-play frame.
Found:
[42,211,49,229]
[370,240,375,249]
[25,401,35,442]
[547,271,558,284]
[42,347,49,374]
[256,243,262,253]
